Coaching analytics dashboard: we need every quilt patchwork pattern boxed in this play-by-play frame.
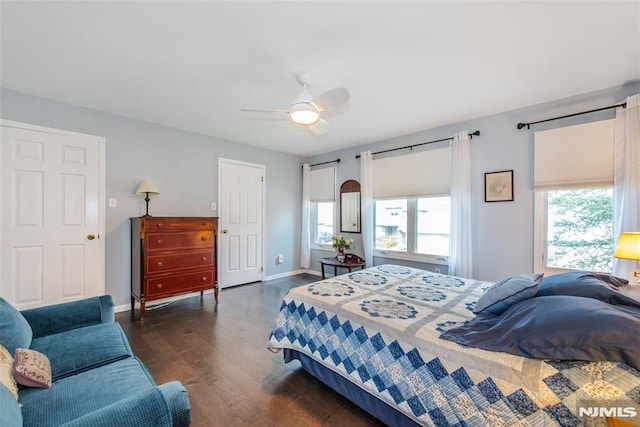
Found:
[268,265,640,426]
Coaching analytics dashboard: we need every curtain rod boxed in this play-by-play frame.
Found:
[302,158,341,168]
[517,102,627,130]
[354,130,480,159]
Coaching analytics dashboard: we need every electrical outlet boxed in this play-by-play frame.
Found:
[277,254,284,264]
[211,202,217,211]
[108,198,117,208]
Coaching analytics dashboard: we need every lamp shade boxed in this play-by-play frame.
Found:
[290,103,319,125]
[614,232,640,260]
[136,180,159,195]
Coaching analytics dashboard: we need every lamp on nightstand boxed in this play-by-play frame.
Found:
[135,180,159,217]
[614,232,640,284]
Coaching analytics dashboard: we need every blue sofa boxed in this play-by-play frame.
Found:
[0,296,191,426]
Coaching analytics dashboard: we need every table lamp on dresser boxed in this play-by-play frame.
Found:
[614,232,640,284]
[136,180,159,217]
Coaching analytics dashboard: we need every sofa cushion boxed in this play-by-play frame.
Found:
[21,295,115,339]
[0,344,18,399]
[13,348,52,388]
[19,357,158,427]
[0,297,33,355]
[0,383,22,427]
[30,322,133,380]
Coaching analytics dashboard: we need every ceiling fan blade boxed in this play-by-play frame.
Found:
[311,88,350,112]
[309,118,330,134]
[241,108,290,114]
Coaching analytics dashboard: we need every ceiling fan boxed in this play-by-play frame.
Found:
[241,73,350,134]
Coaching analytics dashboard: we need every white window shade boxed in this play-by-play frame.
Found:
[372,147,450,198]
[309,166,335,202]
[534,119,615,190]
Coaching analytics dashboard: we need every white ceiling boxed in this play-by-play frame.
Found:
[1,1,639,157]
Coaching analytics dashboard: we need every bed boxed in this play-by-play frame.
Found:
[267,265,640,426]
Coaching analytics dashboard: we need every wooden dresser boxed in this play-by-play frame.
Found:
[131,216,218,320]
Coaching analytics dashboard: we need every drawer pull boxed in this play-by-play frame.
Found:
[156,261,163,267]
[156,239,162,244]
[156,284,163,289]
[201,236,207,241]
[156,223,163,228]
[201,222,207,226]
[201,276,207,282]
[201,257,207,262]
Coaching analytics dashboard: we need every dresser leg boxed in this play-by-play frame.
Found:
[130,296,135,312]
[139,301,146,321]
[214,286,219,303]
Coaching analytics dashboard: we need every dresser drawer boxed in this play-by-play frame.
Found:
[144,218,215,231]
[145,231,214,251]
[146,250,214,274]
[146,269,214,297]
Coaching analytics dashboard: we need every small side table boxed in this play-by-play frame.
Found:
[319,254,366,279]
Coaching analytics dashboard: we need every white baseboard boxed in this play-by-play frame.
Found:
[264,268,321,281]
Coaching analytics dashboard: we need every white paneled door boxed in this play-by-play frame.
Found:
[0,121,105,310]
[218,158,264,288]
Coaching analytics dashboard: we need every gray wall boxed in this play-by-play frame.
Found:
[0,88,304,307]
[2,80,637,306]
[305,81,640,282]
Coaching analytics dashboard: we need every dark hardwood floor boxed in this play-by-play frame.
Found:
[116,274,386,427]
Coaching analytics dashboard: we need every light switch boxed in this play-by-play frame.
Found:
[109,198,117,208]
[211,202,217,211]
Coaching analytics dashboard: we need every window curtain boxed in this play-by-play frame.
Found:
[613,94,640,279]
[449,131,473,278]
[360,151,374,266]
[300,163,311,268]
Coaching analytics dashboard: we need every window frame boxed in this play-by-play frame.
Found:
[373,196,449,266]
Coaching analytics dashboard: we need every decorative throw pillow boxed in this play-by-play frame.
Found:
[0,344,18,399]
[13,348,52,389]
[474,273,543,315]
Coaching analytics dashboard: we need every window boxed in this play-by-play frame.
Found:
[375,196,450,260]
[536,188,613,273]
[370,146,452,263]
[309,166,336,246]
[534,119,615,273]
[312,201,334,245]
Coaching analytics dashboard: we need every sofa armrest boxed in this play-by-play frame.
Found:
[58,382,191,427]
[21,295,115,338]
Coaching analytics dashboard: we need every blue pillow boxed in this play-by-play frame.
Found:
[441,295,640,371]
[474,273,543,315]
[0,297,33,355]
[537,272,640,309]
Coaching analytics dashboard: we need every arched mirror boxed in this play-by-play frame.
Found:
[340,179,361,233]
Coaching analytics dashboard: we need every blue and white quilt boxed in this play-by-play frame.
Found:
[268,265,640,426]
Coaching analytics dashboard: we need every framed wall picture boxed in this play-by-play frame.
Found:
[485,170,514,202]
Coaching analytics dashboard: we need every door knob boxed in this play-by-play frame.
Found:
[222,229,228,234]
[87,234,96,240]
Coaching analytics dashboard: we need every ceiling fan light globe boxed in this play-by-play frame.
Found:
[290,103,319,125]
